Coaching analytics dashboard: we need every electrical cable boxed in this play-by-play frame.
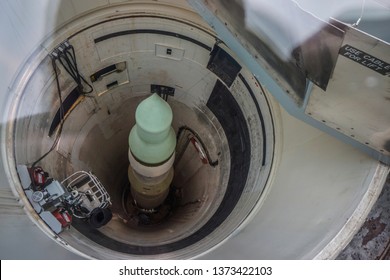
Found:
[31,57,65,168]
[176,125,219,167]
[57,43,93,94]
[23,183,33,191]
[31,41,93,168]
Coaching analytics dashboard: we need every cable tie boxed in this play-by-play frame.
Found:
[50,50,59,58]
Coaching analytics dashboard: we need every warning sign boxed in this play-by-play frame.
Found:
[339,44,390,76]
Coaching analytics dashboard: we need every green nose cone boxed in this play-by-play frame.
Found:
[129,94,176,164]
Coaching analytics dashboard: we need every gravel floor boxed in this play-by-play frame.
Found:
[337,175,390,260]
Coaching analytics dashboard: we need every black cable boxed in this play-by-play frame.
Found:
[60,45,78,78]
[58,44,93,94]
[58,55,77,82]
[31,57,65,168]
[31,41,93,167]
[23,183,33,191]
[176,126,219,167]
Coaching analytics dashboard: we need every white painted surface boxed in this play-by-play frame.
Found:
[202,107,388,259]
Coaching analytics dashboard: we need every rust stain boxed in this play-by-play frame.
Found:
[362,215,387,246]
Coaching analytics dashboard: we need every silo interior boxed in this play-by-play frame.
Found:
[0,0,388,259]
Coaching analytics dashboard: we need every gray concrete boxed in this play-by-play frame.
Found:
[337,175,390,259]
[0,214,81,260]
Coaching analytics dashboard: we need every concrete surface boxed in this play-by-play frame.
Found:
[338,174,390,259]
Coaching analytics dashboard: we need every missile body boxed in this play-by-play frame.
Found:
[128,94,176,210]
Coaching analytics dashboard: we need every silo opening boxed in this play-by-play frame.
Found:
[7,11,275,259]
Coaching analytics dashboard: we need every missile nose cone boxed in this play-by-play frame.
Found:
[136,93,173,143]
[129,94,176,165]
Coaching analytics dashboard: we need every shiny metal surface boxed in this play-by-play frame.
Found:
[306,19,390,159]
[190,0,390,164]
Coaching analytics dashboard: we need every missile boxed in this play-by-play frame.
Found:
[128,93,176,210]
